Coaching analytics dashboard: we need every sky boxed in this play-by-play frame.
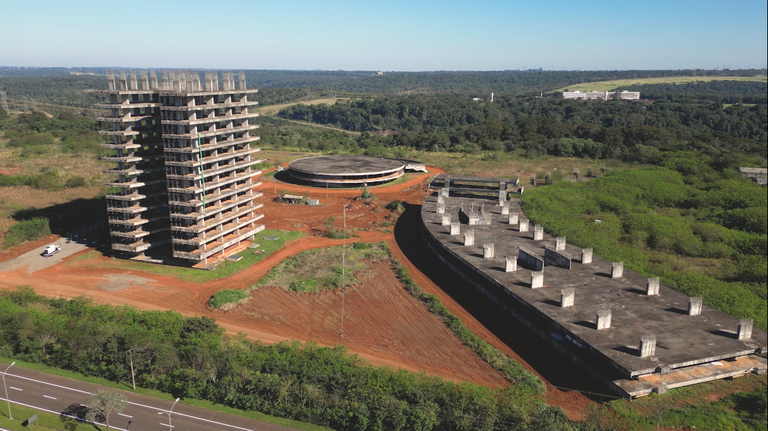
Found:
[1,0,766,71]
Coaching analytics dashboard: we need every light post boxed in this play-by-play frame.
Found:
[167,397,180,428]
[2,362,16,420]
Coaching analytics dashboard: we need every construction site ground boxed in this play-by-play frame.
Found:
[0,167,592,420]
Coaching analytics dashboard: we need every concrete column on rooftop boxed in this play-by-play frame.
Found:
[499,190,506,205]
[531,271,544,289]
[561,288,575,307]
[531,173,536,185]
[640,335,657,357]
[738,319,754,340]
[574,168,580,179]
[509,213,519,225]
[441,187,449,197]
[519,218,529,232]
[596,307,612,330]
[450,222,460,236]
[483,243,495,259]
[501,203,509,215]
[441,214,451,226]
[611,262,624,278]
[581,248,593,264]
[688,296,703,316]
[646,277,660,296]
[437,202,445,214]
[556,237,566,251]
[464,229,475,246]
[505,256,517,272]
[533,224,544,241]
[519,186,525,195]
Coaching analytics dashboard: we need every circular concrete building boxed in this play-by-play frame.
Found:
[288,155,405,187]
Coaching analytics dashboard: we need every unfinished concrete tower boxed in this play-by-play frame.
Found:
[159,71,264,264]
[98,70,169,255]
[100,70,264,266]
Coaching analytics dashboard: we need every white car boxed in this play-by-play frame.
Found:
[42,244,61,257]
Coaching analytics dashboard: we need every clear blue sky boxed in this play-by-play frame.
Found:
[1,0,766,71]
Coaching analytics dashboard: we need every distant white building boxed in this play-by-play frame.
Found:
[563,90,640,100]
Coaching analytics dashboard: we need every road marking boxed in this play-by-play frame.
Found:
[118,413,133,418]
[0,396,129,431]
[6,372,254,431]
[9,387,22,391]
[43,394,57,400]
[159,423,174,428]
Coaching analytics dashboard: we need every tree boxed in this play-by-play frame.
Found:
[84,390,127,431]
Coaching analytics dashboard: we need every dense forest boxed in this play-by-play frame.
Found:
[2,68,765,109]
[277,91,767,163]
[0,287,571,431]
[617,81,768,104]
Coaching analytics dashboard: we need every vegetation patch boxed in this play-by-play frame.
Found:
[209,289,249,310]
[2,216,50,248]
[522,167,767,329]
[558,75,767,92]
[252,242,387,293]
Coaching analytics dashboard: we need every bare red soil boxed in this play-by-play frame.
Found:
[0,167,591,419]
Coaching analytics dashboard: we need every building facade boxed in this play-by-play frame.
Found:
[98,70,264,265]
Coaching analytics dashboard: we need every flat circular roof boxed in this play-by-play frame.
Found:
[288,155,404,176]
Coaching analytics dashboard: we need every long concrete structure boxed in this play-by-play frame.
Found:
[98,70,264,265]
[421,174,767,398]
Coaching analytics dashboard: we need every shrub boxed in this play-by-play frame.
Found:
[3,217,51,248]
[208,289,248,309]
[65,176,87,188]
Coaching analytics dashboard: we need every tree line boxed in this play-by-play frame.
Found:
[0,287,573,431]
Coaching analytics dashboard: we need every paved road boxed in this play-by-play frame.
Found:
[0,238,92,274]
[0,362,299,431]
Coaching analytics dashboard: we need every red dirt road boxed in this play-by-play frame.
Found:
[0,167,590,419]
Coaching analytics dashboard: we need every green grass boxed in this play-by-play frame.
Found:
[1,402,96,430]
[68,230,304,283]
[558,75,767,92]
[251,242,388,293]
[209,289,249,309]
[0,356,332,431]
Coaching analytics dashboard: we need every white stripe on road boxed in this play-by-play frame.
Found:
[159,423,174,428]
[43,394,57,400]
[118,412,133,418]
[5,372,254,431]
[9,386,22,391]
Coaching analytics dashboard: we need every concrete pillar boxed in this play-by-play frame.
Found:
[533,224,544,240]
[519,186,525,195]
[531,271,544,288]
[556,237,566,251]
[437,194,445,204]
[498,190,506,204]
[688,296,703,316]
[581,248,593,264]
[437,202,445,214]
[646,277,660,296]
[508,213,519,225]
[545,171,551,184]
[505,256,517,272]
[531,173,537,185]
[519,218,529,232]
[611,262,624,278]
[450,222,460,236]
[640,335,656,357]
[738,319,754,341]
[596,308,612,330]
[464,228,475,246]
[561,288,575,308]
[441,214,451,226]
[501,203,509,215]
[483,243,495,259]
[574,168,579,179]
[441,187,449,197]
